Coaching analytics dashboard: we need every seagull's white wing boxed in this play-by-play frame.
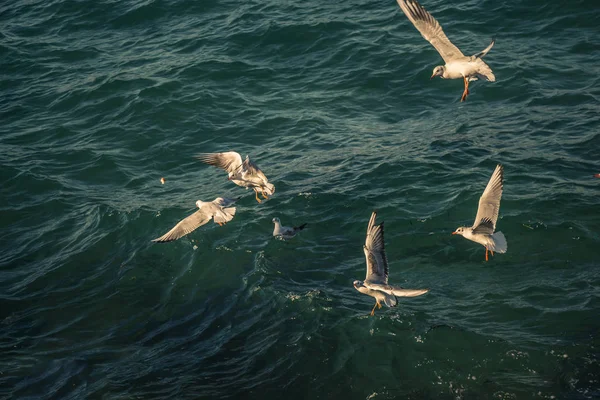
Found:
[397,0,465,63]
[363,211,389,285]
[152,209,212,243]
[366,284,429,298]
[196,152,243,176]
[472,164,504,235]
[472,38,495,59]
[242,156,270,185]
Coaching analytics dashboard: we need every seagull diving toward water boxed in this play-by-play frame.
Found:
[452,164,507,261]
[396,0,495,102]
[152,197,238,243]
[272,217,307,240]
[196,152,275,203]
[353,211,429,316]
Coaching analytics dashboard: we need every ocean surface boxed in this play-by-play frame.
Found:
[1,0,600,398]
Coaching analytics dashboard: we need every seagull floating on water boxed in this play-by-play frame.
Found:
[396,0,495,102]
[353,211,429,316]
[152,197,238,243]
[197,152,275,203]
[272,217,307,240]
[452,164,507,261]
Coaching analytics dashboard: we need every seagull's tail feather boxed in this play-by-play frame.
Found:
[390,288,429,297]
[473,37,495,59]
[490,231,507,253]
[213,207,236,224]
[476,60,495,82]
[383,293,397,308]
[294,223,307,232]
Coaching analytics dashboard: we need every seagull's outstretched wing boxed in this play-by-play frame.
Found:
[242,156,269,183]
[212,197,240,207]
[365,283,429,298]
[363,211,389,285]
[196,152,243,176]
[473,38,495,59]
[472,164,504,235]
[396,0,465,63]
[152,209,211,243]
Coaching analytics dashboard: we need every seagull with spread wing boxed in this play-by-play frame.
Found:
[353,211,429,316]
[196,152,275,203]
[452,164,507,261]
[152,197,238,243]
[396,0,495,102]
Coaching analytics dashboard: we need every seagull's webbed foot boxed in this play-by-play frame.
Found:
[261,191,269,200]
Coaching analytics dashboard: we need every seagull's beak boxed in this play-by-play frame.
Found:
[430,74,435,80]
[451,231,458,235]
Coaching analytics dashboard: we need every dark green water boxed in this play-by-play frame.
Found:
[1,0,600,398]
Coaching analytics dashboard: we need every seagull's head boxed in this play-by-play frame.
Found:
[272,217,280,225]
[431,65,445,79]
[263,183,275,196]
[195,200,205,209]
[452,226,466,236]
[353,280,369,295]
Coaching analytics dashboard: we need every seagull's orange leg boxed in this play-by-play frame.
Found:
[218,222,223,226]
[254,190,262,203]
[460,77,470,102]
[490,250,494,257]
[485,248,489,261]
[370,301,379,316]
[261,191,269,200]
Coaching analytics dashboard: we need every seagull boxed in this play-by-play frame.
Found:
[272,217,307,240]
[152,197,238,243]
[353,211,429,316]
[396,0,495,102]
[196,152,275,203]
[452,164,507,261]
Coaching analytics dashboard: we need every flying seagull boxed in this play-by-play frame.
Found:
[272,217,307,240]
[152,197,238,243]
[452,164,507,261]
[396,0,495,102]
[196,152,275,203]
[353,211,429,316]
